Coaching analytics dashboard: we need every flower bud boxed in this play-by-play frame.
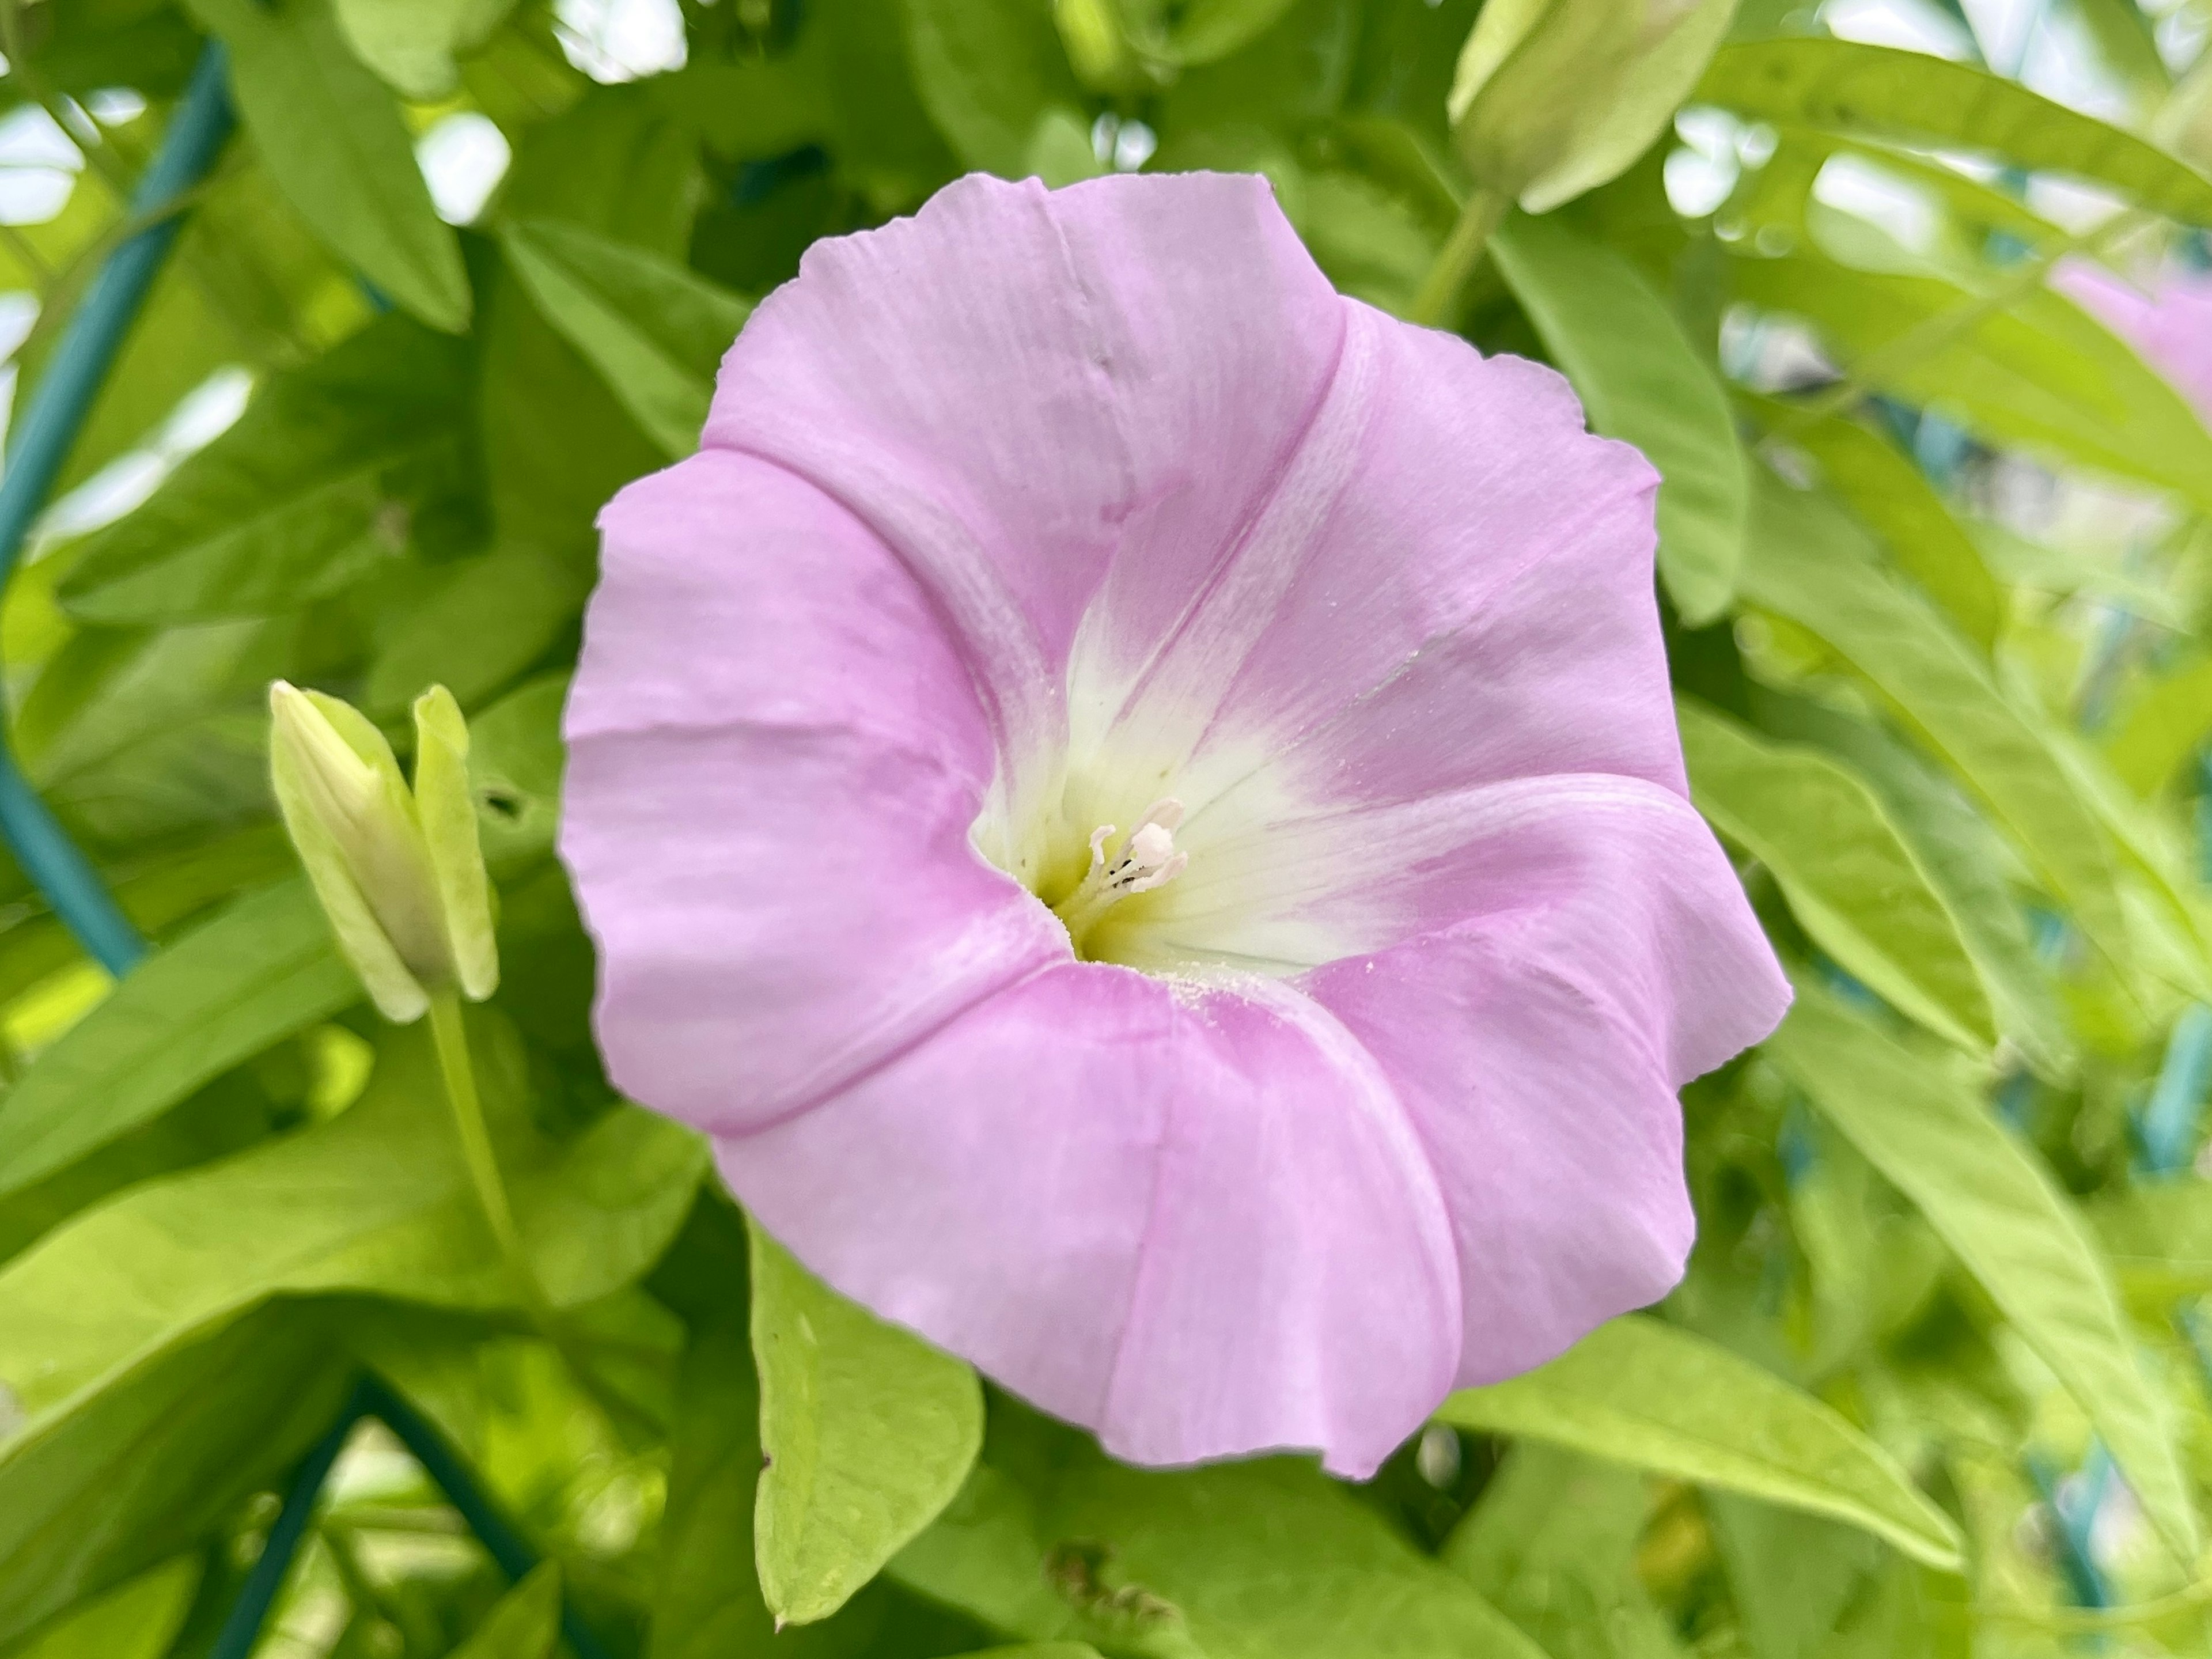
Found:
[270,681,498,1023]
[1447,0,1736,214]
[1054,0,1142,93]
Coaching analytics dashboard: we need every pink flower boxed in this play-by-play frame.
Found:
[2058,259,2212,421]
[560,172,1789,1477]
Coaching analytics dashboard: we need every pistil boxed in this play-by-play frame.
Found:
[1052,797,1189,951]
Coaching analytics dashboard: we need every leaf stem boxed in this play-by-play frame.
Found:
[1410,186,1509,328]
[426,990,548,1322]
[423,993,660,1444]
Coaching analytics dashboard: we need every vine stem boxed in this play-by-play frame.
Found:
[1409,186,1509,328]
[426,990,549,1323]
[0,43,233,975]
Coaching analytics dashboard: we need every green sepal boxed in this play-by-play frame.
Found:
[412,685,500,1002]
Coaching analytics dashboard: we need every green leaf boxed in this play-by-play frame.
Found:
[1816,1560,1961,1659]
[1296,164,1442,316]
[187,150,370,365]
[3,135,354,498]
[6,1554,201,1659]
[652,1320,782,1659]
[656,50,832,160]
[472,92,696,550]
[1732,130,2067,262]
[902,0,1092,175]
[183,0,472,332]
[0,877,358,1203]
[1122,0,1300,65]
[0,1305,353,1649]
[2090,1180,2212,1306]
[366,543,594,716]
[1443,1442,1689,1659]
[952,1449,1552,1659]
[452,1561,562,1659]
[2104,654,2212,798]
[499,82,703,260]
[749,1217,984,1625]
[1154,0,1365,131]
[0,1073,280,1274]
[334,0,516,100]
[1737,476,2130,984]
[1766,983,2199,1563]
[652,1212,955,1659]
[1758,408,2002,655]
[1971,519,2191,626]
[892,1463,1201,1657]
[1678,698,1993,1051]
[13,228,248,501]
[478,275,666,559]
[1699,39,2212,225]
[17,618,272,790]
[1707,1497,1886,1659]
[0,825,293,1012]
[654,1327,978,1659]
[1434,1314,1963,1570]
[654,1325,889,1659]
[1490,211,1747,624]
[1754,694,2075,1079]
[501,218,751,460]
[2043,730,2212,1005]
[0,0,201,115]
[1733,254,2212,512]
[0,1014,705,1455]
[1342,4,1472,119]
[2070,0,2171,101]
[57,315,472,625]
[807,0,969,203]
[467,672,569,873]
[1024,107,1111,188]
[42,709,277,854]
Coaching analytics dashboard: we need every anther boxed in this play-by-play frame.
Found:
[1053,797,1188,948]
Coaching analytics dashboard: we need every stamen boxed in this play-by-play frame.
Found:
[1052,797,1188,950]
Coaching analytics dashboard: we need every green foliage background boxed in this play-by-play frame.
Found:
[6,0,2212,1654]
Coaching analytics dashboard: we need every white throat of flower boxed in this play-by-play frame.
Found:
[1051,797,1190,950]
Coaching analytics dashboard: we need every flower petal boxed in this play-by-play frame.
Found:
[1251,345,1677,806]
[563,450,1065,1130]
[573,175,1791,1480]
[568,450,987,768]
[1115,774,1744,976]
[1243,333,1672,787]
[1100,975,1461,1477]
[1298,782,1790,1384]
[2056,259,2212,421]
[703,171,1344,823]
[1065,306,1681,868]
[717,963,1461,1477]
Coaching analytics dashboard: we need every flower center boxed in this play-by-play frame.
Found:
[1050,797,1189,957]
